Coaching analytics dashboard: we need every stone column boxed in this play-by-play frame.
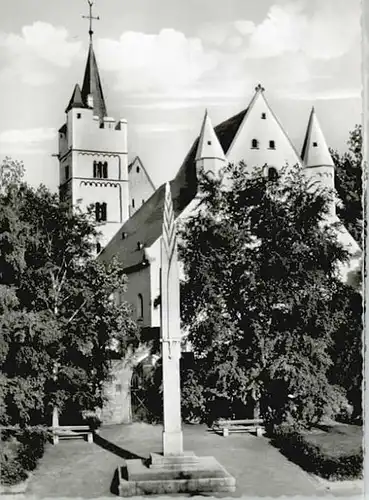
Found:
[160,182,183,456]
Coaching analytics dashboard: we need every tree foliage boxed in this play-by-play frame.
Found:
[0,167,138,427]
[331,124,362,243]
[179,162,359,429]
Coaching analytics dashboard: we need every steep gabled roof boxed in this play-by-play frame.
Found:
[128,156,156,190]
[195,110,226,161]
[301,107,335,168]
[81,42,107,119]
[100,108,249,270]
[65,84,86,113]
[102,86,306,271]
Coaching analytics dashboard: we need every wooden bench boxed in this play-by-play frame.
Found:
[50,426,93,445]
[212,419,265,437]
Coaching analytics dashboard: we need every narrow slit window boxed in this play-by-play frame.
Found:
[103,161,108,179]
[132,199,135,208]
[137,294,144,319]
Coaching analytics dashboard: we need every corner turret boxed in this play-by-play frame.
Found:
[301,107,336,217]
[195,109,226,178]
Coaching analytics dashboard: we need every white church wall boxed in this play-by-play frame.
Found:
[227,94,302,173]
[125,266,152,327]
[74,151,123,180]
[129,158,155,216]
[67,108,128,156]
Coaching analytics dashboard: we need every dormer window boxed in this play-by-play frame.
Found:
[261,113,266,119]
[251,139,259,149]
[269,140,276,150]
[313,141,318,147]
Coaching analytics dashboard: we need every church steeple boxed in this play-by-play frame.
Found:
[80,0,107,119]
[81,43,107,119]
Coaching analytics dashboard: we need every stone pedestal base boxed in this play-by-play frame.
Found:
[117,452,236,496]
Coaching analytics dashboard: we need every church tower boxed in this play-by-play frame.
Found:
[58,3,129,250]
[301,107,336,218]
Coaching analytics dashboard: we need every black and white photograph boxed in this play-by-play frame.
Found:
[0,0,365,498]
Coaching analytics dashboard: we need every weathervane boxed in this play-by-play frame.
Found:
[82,0,100,41]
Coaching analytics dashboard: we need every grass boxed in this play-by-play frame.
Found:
[302,424,362,459]
[273,423,363,481]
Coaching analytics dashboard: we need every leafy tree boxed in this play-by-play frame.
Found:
[179,163,357,430]
[0,157,25,193]
[0,179,138,427]
[331,124,362,243]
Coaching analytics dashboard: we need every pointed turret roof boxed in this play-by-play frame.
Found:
[65,83,86,113]
[301,107,334,168]
[81,42,107,119]
[195,110,226,162]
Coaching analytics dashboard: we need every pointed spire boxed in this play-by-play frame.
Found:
[65,84,85,113]
[301,107,334,168]
[195,109,226,162]
[81,42,107,119]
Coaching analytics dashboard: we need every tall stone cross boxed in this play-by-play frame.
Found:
[160,182,183,456]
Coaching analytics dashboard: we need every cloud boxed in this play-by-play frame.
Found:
[95,29,218,95]
[132,123,193,134]
[277,87,361,101]
[125,99,233,110]
[233,20,255,36]
[0,127,56,154]
[0,127,56,144]
[244,0,359,60]
[0,22,82,85]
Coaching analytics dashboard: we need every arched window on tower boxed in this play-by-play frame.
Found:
[93,161,97,178]
[251,139,259,149]
[137,294,144,320]
[95,202,108,222]
[103,161,108,178]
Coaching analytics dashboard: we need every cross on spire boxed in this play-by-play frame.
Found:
[82,0,100,42]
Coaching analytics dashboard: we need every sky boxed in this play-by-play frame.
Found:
[0,0,362,191]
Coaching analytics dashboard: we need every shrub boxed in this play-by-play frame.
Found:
[0,436,27,486]
[0,430,47,486]
[272,425,363,480]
